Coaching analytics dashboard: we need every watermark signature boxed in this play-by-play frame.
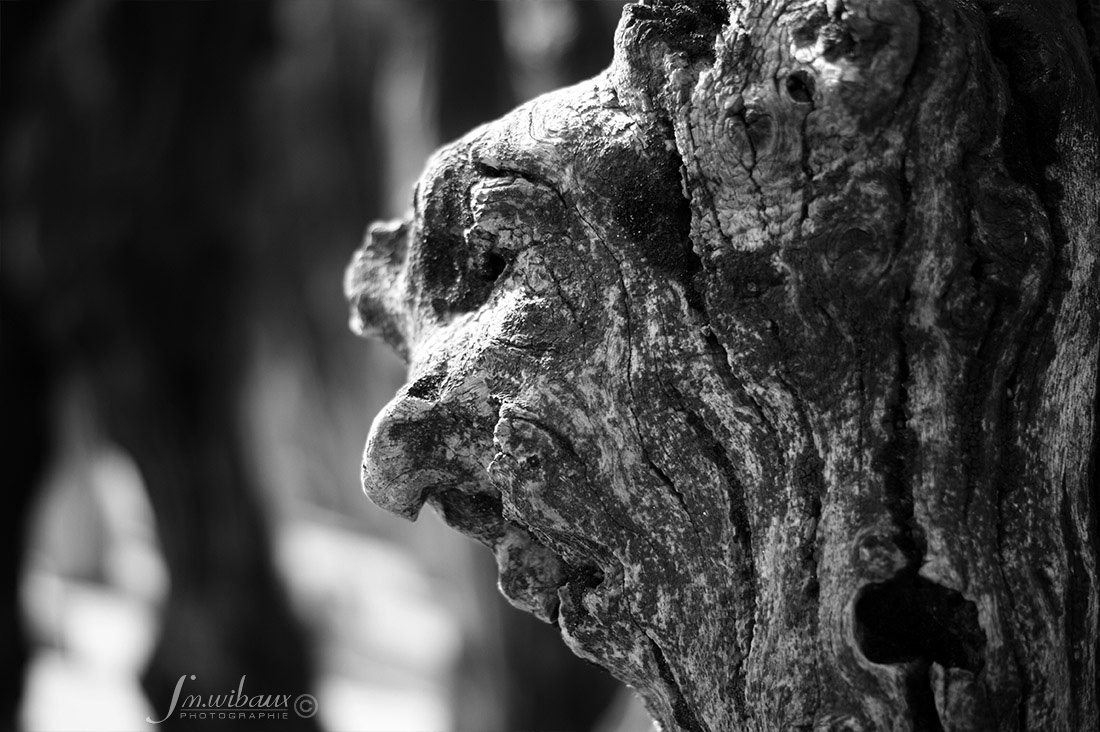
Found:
[146,675,317,724]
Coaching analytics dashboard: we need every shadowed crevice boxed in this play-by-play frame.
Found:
[854,569,986,673]
[649,638,708,732]
[406,372,446,401]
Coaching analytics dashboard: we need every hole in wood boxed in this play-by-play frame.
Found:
[786,70,816,104]
[563,562,605,593]
[854,569,986,672]
[482,250,509,283]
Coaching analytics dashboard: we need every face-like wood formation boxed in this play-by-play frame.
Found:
[346,1,1099,729]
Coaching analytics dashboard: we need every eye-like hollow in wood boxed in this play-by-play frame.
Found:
[481,249,509,283]
[785,70,816,104]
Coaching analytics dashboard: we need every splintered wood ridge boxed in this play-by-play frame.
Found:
[345,1,1100,730]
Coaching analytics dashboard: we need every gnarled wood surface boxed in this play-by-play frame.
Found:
[346,1,1099,729]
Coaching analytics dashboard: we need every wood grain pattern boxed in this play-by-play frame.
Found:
[346,1,1099,729]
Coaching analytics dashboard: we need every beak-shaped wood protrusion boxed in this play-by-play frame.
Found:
[344,217,413,360]
[360,391,443,520]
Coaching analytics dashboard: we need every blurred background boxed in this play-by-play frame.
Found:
[0,2,652,730]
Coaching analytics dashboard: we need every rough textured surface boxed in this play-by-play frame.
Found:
[346,1,1099,730]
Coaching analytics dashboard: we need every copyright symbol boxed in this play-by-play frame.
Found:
[294,694,318,718]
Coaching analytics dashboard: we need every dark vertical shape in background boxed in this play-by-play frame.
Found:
[434,0,514,143]
[251,0,385,399]
[1,5,65,727]
[0,293,54,731]
[0,2,317,730]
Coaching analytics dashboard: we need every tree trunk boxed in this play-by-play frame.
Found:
[345,1,1099,730]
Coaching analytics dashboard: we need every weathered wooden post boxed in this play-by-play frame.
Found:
[346,1,1099,729]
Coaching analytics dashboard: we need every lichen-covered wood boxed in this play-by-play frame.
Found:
[345,1,1099,729]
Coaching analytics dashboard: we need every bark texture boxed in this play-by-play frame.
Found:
[346,1,1100,730]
